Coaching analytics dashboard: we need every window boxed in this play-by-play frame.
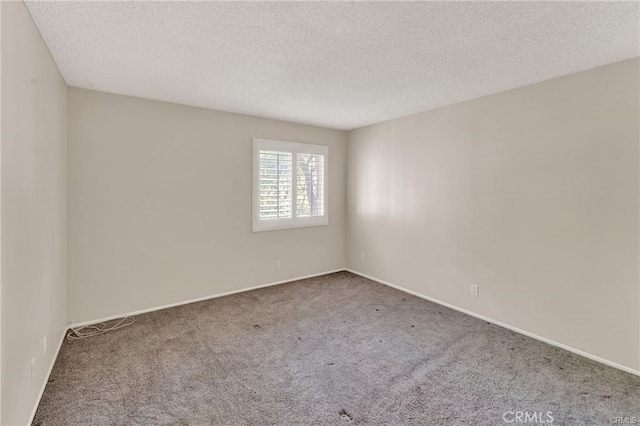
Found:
[253,138,328,232]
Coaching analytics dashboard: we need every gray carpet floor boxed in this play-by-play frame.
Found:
[34,272,639,425]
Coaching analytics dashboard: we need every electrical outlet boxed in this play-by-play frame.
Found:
[360,253,365,262]
[43,336,47,355]
[470,284,479,297]
[275,260,281,270]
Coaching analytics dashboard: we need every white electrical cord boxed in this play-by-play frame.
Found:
[66,316,135,340]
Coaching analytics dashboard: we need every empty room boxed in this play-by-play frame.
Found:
[1,1,639,425]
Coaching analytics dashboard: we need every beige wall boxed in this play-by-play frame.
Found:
[67,88,346,323]
[347,58,640,372]
[1,2,68,424]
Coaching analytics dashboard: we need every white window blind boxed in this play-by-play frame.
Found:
[253,139,328,232]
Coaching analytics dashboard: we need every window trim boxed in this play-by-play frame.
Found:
[252,138,329,232]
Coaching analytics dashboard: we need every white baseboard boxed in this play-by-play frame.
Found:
[346,268,640,377]
[69,268,348,329]
[28,328,66,426]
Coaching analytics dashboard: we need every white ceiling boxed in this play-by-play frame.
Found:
[25,1,639,130]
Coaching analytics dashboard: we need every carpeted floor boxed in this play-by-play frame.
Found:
[34,272,639,425]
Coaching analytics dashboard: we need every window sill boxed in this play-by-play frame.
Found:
[252,219,329,232]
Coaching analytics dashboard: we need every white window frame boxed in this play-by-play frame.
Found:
[253,138,329,232]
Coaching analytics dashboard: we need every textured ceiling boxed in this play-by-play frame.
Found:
[25,1,639,130]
